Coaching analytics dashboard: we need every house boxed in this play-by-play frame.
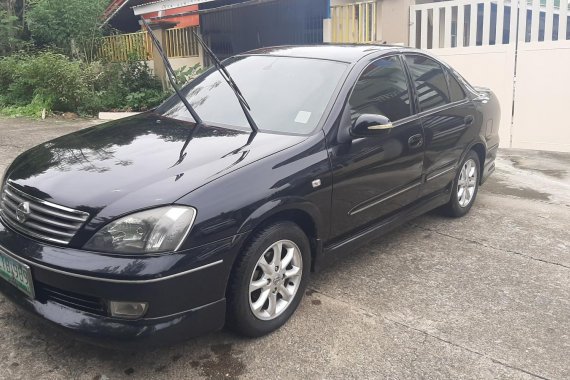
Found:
[102,0,424,63]
[103,0,334,60]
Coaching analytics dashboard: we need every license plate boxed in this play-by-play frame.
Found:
[0,249,35,299]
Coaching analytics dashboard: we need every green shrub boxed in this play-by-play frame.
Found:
[126,90,170,112]
[0,52,87,111]
[9,52,86,111]
[0,94,51,117]
[0,54,19,90]
[0,52,173,116]
[86,59,168,112]
[174,63,204,85]
[121,60,163,93]
[76,91,103,116]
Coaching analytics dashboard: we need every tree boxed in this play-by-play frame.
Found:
[0,0,27,56]
[26,0,107,60]
[1,0,24,20]
[0,10,19,55]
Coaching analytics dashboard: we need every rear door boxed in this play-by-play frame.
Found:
[328,55,424,239]
[403,54,476,197]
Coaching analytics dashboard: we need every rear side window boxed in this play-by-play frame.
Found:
[348,56,412,123]
[447,70,466,102]
[405,55,451,112]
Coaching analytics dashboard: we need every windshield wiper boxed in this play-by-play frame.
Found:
[141,17,203,126]
[192,30,259,133]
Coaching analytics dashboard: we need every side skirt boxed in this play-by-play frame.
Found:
[316,189,451,271]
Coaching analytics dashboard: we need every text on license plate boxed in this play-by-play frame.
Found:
[0,249,35,299]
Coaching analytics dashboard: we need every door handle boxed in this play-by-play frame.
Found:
[465,115,475,126]
[408,134,424,149]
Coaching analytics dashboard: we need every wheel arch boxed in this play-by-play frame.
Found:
[236,198,325,272]
[463,140,487,184]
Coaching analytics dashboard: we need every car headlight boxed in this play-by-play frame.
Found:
[84,206,196,254]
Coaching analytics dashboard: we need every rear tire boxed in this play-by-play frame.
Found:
[441,150,481,217]
[227,221,311,337]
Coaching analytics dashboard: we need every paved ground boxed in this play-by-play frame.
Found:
[0,117,569,380]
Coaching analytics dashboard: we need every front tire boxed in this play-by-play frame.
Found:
[441,150,481,217]
[227,222,311,337]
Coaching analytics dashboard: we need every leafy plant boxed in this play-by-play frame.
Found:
[0,52,171,116]
[126,90,170,112]
[26,0,107,60]
[121,59,164,93]
[0,94,51,117]
[174,63,204,85]
[88,59,169,112]
[2,52,86,111]
[0,9,28,56]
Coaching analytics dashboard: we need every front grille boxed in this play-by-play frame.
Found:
[0,183,89,245]
[36,282,107,316]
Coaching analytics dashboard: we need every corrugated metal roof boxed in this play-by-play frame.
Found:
[104,0,130,18]
[102,0,150,28]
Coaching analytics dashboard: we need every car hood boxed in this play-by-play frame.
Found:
[5,113,306,219]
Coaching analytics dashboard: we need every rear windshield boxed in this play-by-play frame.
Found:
[157,55,348,135]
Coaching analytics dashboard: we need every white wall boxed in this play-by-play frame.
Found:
[379,0,415,44]
[147,56,202,72]
[512,41,570,152]
[431,46,515,148]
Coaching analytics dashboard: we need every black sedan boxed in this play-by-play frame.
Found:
[0,45,499,346]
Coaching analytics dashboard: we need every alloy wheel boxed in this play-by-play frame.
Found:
[457,158,478,208]
[248,240,303,321]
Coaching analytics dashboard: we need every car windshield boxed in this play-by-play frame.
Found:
[156,55,348,135]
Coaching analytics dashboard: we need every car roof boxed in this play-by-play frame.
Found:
[241,44,420,63]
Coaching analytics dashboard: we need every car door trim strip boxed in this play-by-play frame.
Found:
[349,181,422,216]
[426,165,456,182]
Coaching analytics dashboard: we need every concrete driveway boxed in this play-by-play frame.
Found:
[0,117,569,380]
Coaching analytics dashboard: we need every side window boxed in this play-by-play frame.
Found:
[447,69,466,102]
[405,55,451,112]
[349,56,412,123]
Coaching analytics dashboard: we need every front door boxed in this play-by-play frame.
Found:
[328,55,424,240]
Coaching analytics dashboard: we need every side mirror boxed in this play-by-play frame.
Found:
[350,114,394,137]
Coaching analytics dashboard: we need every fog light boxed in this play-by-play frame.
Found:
[109,301,149,319]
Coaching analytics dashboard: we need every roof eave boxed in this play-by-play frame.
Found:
[102,0,132,28]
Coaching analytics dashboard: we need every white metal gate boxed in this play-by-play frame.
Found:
[410,0,570,152]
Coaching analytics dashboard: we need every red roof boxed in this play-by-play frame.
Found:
[104,0,200,30]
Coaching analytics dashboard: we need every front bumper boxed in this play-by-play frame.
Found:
[0,219,245,347]
[0,277,226,348]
